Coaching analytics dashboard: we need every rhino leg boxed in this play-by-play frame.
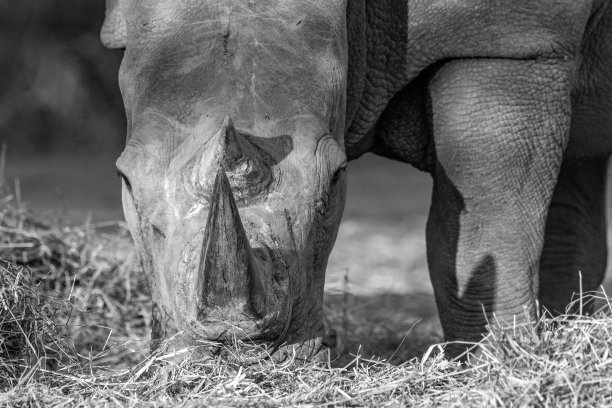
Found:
[539,156,608,315]
[425,58,573,353]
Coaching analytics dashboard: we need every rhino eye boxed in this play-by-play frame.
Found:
[331,165,346,185]
[117,170,133,194]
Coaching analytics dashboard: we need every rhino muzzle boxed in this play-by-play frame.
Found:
[168,116,291,343]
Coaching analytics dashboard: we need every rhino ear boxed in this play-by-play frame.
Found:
[100,0,126,49]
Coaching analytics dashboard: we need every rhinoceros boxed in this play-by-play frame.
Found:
[101,0,612,358]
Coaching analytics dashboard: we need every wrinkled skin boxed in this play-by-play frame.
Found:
[102,0,612,358]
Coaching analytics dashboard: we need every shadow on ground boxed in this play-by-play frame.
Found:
[324,292,443,366]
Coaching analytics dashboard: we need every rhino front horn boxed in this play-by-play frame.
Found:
[197,167,267,320]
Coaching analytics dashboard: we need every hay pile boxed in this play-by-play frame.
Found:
[0,260,73,382]
[0,177,151,375]
[3,175,612,406]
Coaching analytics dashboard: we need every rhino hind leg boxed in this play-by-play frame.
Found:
[539,156,609,315]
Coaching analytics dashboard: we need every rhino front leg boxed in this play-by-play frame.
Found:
[539,156,609,315]
[425,58,573,351]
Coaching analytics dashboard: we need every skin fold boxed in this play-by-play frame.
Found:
[102,0,612,358]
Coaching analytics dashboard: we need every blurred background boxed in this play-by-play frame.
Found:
[1,1,125,221]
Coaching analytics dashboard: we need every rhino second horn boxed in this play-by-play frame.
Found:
[218,116,244,170]
[198,168,267,317]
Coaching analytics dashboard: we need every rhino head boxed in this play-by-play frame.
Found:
[102,1,348,356]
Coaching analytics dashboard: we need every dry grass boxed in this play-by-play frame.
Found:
[3,176,612,407]
[0,174,151,371]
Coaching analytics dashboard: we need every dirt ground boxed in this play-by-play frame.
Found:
[6,151,612,358]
